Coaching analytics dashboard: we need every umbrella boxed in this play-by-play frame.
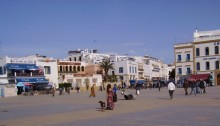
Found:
[16,82,24,86]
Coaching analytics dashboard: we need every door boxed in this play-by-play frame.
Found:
[217,74,220,86]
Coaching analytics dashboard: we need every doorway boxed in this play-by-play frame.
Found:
[217,74,220,86]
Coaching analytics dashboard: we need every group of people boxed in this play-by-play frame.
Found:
[90,84,117,110]
[183,79,207,96]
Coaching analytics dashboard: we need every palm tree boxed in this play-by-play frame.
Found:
[99,58,115,83]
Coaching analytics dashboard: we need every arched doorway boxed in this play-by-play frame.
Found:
[217,74,220,86]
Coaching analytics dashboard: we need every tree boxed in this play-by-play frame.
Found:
[169,69,175,80]
[99,59,114,83]
[108,74,117,82]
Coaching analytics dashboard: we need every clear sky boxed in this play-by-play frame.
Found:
[0,0,220,64]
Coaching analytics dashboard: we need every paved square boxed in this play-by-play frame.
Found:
[1,86,220,126]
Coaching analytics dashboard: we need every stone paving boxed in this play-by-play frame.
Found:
[0,86,220,126]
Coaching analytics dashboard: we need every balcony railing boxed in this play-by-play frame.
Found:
[177,59,181,62]
[186,58,190,61]
[7,72,44,77]
[138,68,144,71]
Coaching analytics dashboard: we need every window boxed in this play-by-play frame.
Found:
[215,46,219,54]
[112,71,115,75]
[205,47,209,56]
[119,67,123,73]
[79,56,82,61]
[196,48,200,56]
[4,66,6,74]
[66,66,68,71]
[59,66,62,71]
[81,66,84,71]
[44,66,51,74]
[178,68,182,75]
[129,66,131,73]
[177,55,181,62]
[216,61,219,69]
[69,58,72,61]
[0,66,3,75]
[77,66,80,71]
[69,66,72,72]
[73,66,76,72]
[135,67,137,73]
[196,62,200,71]
[206,62,210,70]
[186,54,190,61]
[132,67,134,73]
[74,57,76,61]
[186,67,191,75]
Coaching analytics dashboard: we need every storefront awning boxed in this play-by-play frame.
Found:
[16,78,49,84]
[189,74,210,81]
[6,63,39,70]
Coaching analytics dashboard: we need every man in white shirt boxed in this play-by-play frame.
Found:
[168,81,176,99]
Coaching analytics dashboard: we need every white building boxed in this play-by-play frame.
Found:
[110,55,138,85]
[174,42,194,83]
[0,54,57,97]
[57,60,102,91]
[25,54,59,88]
[174,29,220,85]
[68,49,109,64]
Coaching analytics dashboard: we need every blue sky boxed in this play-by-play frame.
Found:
[0,0,220,64]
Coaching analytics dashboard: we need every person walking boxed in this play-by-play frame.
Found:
[157,79,161,91]
[113,84,118,102]
[190,80,197,95]
[90,84,96,97]
[106,84,114,110]
[135,82,141,95]
[167,81,175,99]
[51,87,55,97]
[183,79,189,95]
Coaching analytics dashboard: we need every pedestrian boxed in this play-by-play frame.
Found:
[90,84,96,97]
[157,79,161,91]
[183,79,189,95]
[106,84,114,110]
[76,86,80,93]
[203,80,207,93]
[135,83,141,95]
[51,87,55,97]
[113,84,118,102]
[190,80,197,95]
[167,81,175,99]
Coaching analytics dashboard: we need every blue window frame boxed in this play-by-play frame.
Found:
[119,67,123,73]
[177,55,181,62]
[186,54,190,61]
[186,67,191,75]
[178,68,182,75]
[196,62,200,71]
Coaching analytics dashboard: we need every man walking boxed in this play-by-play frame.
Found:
[168,81,175,99]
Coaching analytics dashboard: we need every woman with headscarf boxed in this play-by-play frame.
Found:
[106,84,114,110]
[90,84,96,97]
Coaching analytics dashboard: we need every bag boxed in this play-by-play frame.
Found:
[113,93,117,102]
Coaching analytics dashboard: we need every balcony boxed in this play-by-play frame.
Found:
[185,58,190,62]
[7,72,44,77]
[138,68,144,71]
[177,59,181,62]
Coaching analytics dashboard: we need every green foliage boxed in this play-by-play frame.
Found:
[108,74,117,82]
[59,83,72,88]
[169,69,175,80]
[99,58,114,82]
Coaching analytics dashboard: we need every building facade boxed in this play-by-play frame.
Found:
[174,42,194,83]
[174,29,220,85]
